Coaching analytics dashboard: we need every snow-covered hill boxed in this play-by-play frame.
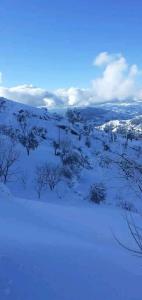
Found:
[0,97,142,299]
[0,97,142,210]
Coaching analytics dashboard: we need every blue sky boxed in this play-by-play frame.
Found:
[0,0,142,90]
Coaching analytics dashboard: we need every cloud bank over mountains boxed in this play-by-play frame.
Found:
[0,52,142,108]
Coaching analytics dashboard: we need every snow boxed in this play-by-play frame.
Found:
[0,98,142,299]
[0,186,141,299]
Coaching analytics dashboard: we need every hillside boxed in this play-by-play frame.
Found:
[0,97,142,299]
[0,97,142,210]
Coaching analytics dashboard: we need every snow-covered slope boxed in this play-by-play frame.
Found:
[0,98,142,299]
[0,186,141,300]
[0,97,142,211]
[99,116,142,137]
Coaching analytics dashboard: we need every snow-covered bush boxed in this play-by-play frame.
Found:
[19,131,39,155]
[89,183,106,204]
[15,110,47,155]
[18,126,47,155]
[61,149,91,171]
[62,151,80,167]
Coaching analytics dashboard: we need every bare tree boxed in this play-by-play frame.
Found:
[0,139,20,183]
[35,163,61,198]
[114,153,142,195]
[44,164,61,191]
[35,166,46,198]
[112,153,142,256]
[114,214,142,256]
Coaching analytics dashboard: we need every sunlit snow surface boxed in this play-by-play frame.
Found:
[0,187,141,300]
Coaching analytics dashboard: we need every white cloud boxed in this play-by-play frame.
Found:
[92,54,141,102]
[129,64,139,77]
[93,52,121,67]
[94,52,112,66]
[55,88,90,106]
[0,84,63,107]
[55,54,142,105]
[0,53,142,108]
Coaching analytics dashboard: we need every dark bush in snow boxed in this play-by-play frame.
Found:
[19,131,39,155]
[66,108,83,124]
[61,165,74,180]
[89,183,106,204]
[83,123,94,136]
[61,150,91,171]
[103,142,110,151]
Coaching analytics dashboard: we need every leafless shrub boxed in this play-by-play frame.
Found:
[35,166,46,198]
[44,164,61,191]
[35,163,61,198]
